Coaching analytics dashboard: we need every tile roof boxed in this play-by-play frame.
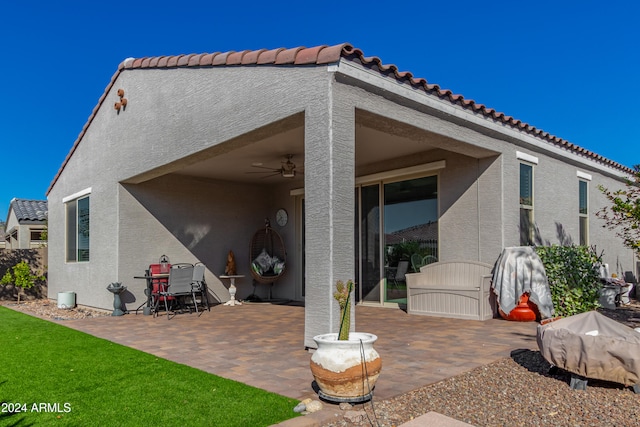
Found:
[10,198,48,222]
[47,43,631,194]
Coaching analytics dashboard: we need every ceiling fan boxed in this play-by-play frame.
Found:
[248,154,300,178]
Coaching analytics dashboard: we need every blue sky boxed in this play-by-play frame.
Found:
[1,0,638,221]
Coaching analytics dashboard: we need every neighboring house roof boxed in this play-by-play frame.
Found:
[47,43,633,194]
[386,222,438,245]
[8,198,48,224]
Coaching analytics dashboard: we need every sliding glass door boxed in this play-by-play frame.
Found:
[356,175,438,305]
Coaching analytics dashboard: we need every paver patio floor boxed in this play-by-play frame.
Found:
[57,302,539,402]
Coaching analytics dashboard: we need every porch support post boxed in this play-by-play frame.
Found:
[303,85,355,349]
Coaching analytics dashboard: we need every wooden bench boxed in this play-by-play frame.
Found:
[405,260,495,321]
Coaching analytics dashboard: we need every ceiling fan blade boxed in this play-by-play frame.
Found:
[260,172,281,179]
[250,165,280,171]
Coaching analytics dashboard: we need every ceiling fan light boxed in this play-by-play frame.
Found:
[281,170,296,178]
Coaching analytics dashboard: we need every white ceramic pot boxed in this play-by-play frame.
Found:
[310,332,382,401]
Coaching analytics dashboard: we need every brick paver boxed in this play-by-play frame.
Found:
[55,302,538,402]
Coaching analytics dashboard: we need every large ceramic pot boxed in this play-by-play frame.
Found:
[499,293,539,322]
[310,332,382,402]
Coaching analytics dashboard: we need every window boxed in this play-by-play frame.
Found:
[30,230,45,241]
[66,195,90,262]
[519,163,534,245]
[579,179,588,245]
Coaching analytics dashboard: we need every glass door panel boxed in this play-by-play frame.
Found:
[359,184,382,303]
[383,176,438,303]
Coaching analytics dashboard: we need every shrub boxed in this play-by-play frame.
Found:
[535,245,603,317]
[0,261,45,303]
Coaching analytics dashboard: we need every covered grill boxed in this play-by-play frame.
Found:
[537,311,640,390]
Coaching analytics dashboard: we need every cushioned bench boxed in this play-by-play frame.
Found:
[405,260,495,321]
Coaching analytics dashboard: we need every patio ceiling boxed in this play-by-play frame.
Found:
[138,111,497,186]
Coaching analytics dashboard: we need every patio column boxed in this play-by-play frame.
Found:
[303,87,355,349]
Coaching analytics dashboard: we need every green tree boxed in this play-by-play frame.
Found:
[597,165,640,257]
[0,261,45,304]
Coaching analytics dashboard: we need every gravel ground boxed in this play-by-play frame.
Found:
[1,299,110,320]
[321,302,640,427]
[5,299,640,426]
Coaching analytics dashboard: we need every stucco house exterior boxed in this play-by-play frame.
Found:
[46,43,636,348]
[4,198,48,249]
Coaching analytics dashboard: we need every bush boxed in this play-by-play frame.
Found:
[0,260,45,303]
[535,245,603,317]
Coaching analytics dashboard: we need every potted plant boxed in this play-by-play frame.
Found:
[310,279,382,402]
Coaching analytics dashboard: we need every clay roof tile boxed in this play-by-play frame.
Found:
[212,51,233,66]
[275,47,305,64]
[242,49,266,64]
[294,45,328,65]
[227,50,250,65]
[257,48,284,64]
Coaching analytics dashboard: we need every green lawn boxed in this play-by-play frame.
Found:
[0,307,300,426]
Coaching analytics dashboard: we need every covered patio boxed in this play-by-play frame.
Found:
[60,302,538,402]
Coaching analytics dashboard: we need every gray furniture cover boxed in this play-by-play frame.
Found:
[491,246,554,318]
[537,311,640,387]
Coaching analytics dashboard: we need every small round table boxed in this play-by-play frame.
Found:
[220,275,245,306]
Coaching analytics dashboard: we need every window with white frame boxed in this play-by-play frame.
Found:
[519,162,534,245]
[578,175,590,245]
[65,190,90,262]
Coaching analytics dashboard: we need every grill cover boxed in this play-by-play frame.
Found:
[537,311,640,386]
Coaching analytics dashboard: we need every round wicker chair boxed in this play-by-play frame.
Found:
[247,219,287,301]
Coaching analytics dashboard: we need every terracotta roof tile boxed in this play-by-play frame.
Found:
[47,43,633,194]
[316,44,347,64]
[257,48,284,64]
[242,49,266,64]
[294,45,327,65]
[275,47,305,64]
[187,54,204,67]
[212,51,232,66]
[227,50,250,65]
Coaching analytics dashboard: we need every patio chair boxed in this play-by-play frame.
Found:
[149,263,173,315]
[155,263,197,319]
[410,253,424,273]
[191,262,210,313]
[387,260,409,288]
[422,255,438,266]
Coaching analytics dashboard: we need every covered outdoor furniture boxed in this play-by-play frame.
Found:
[154,263,197,319]
[248,219,286,301]
[405,260,494,320]
[537,311,640,391]
[491,246,554,320]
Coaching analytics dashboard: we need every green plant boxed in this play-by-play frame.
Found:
[535,245,603,317]
[0,260,45,303]
[597,165,640,257]
[334,279,354,340]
